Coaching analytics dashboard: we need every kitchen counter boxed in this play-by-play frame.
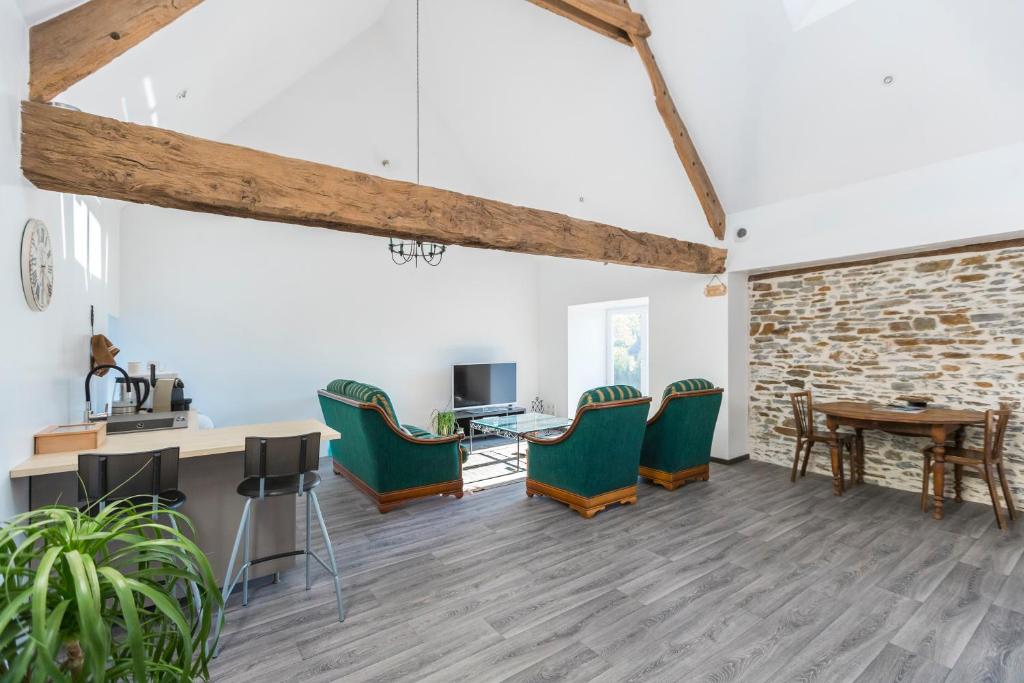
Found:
[10,411,340,478]
[11,411,341,586]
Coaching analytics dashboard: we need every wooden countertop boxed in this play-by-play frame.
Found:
[9,412,340,478]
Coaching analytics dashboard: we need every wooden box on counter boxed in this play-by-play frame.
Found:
[34,422,106,455]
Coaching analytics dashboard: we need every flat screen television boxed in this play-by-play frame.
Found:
[453,362,517,409]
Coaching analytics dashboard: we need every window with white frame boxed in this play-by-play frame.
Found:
[605,303,649,394]
[567,297,650,414]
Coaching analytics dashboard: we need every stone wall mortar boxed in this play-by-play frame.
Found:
[748,245,1024,506]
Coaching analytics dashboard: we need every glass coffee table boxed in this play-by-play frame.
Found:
[468,412,572,474]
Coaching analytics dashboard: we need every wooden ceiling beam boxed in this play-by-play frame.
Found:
[30,0,203,103]
[21,101,727,274]
[526,0,727,240]
[559,0,649,37]
[630,33,726,240]
[526,0,632,45]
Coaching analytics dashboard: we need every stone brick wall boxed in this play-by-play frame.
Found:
[748,243,1024,505]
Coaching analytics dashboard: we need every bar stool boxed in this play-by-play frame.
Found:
[77,448,202,617]
[213,433,344,654]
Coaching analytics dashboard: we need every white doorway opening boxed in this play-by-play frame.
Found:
[567,297,649,416]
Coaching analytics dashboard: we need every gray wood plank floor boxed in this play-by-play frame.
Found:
[208,459,1024,682]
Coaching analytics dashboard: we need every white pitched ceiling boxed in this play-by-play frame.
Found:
[17,0,1024,221]
[20,0,391,140]
[782,0,860,30]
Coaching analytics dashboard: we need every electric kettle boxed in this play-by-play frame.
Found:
[111,376,150,415]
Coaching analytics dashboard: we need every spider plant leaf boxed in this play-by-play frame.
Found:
[0,590,32,643]
[7,638,35,683]
[64,549,108,680]
[29,600,71,683]
[30,545,61,651]
[124,578,194,672]
[97,566,147,682]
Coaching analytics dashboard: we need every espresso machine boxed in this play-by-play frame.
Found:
[85,362,191,434]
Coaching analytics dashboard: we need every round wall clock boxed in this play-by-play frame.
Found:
[20,218,54,311]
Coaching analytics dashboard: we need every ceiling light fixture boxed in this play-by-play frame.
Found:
[389,0,446,268]
[882,75,894,85]
[176,89,188,99]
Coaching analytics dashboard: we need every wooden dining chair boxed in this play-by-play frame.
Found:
[789,390,858,485]
[921,408,1017,530]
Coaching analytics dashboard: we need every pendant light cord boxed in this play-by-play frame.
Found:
[416,0,421,186]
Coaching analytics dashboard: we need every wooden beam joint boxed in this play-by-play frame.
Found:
[526,0,727,240]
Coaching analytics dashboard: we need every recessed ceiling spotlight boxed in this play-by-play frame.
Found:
[381,159,391,168]
[579,196,585,203]
[176,89,188,99]
[882,75,894,86]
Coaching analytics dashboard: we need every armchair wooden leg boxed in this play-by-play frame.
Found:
[573,506,603,519]
[997,461,1017,520]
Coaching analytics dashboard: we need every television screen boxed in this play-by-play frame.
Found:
[453,363,516,409]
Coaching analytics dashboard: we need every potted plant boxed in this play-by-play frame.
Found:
[431,408,458,437]
[431,408,468,463]
[0,500,221,681]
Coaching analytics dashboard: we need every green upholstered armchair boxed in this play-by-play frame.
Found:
[639,378,723,490]
[317,380,463,513]
[524,385,651,518]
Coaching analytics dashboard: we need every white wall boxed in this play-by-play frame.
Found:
[727,142,1024,273]
[113,14,538,433]
[566,303,607,417]
[536,259,730,460]
[113,209,539,430]
[725,271,750,460]
[0,0,121,517]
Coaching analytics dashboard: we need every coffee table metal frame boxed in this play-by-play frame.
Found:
[467,412,571,476]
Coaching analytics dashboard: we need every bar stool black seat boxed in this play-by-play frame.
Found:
[236,471,321,498]
[213,433,344,656]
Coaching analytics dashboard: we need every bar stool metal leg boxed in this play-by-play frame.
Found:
[310,490,345,622]
[167,513,203,626]
[305,495,312,590]
[242,506,251,607]
[212,497,253,657]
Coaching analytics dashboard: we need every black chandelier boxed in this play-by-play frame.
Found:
[390,0,446,267]
[388,238,446,267]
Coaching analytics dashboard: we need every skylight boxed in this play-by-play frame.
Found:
[782,0,860,30]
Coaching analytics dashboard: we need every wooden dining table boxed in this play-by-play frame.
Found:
[814,401,986,519]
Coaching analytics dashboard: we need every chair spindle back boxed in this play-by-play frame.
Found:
[983,408,1012,466]
[790,391,814,438]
